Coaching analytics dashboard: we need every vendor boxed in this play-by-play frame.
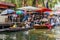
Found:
[34,19,41,24]
[25,17,31,28]
[48,14,55,27]
[8,13,13,22]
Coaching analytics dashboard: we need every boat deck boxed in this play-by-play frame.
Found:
[0,27,33,32]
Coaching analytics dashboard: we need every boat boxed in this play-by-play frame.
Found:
[0,27,33,32]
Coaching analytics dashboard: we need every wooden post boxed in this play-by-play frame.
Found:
[36,0,38,7]
[22,0,25,7]
[24,0,27,6]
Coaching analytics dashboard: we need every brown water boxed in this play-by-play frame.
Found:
[0,29,55,40]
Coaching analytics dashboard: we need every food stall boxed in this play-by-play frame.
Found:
[0,2,15,13]
[0,2,15,29]
[33,8,53,29]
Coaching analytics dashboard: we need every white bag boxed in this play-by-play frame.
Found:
[51,23,55,26]
[26,24,30,28]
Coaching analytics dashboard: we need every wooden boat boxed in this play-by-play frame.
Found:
[33,24,48,29]
[33,24,53,29]
[0,27,33,32]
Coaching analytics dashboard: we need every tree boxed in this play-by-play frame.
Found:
[32,0,36,6]
[3,0,60,8]
[26,0,33,6]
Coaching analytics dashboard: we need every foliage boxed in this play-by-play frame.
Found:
[2,0,60,8]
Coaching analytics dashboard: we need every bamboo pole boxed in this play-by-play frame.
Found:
[36,0,38,7]
[15,0,19,8]
[24,0,27,6]
[22,0,25,7]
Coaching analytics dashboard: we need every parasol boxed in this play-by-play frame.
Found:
[53,10,60,15]
[1,9,14,15]
[16,11,24,15]
[35,8,52,13]
[17,6,39,11]
[41,18,48,22]
[44,11,53,15]
[44,12,50,15]
[42,8,52,12]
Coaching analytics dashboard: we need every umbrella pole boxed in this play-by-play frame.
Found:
[12,17,17,28]
[15,17,17,27]
[41,12,43,25]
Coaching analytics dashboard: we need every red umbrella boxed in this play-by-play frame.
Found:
[35,8,52,13]
[42,8,52,12]
[35,9,42,13]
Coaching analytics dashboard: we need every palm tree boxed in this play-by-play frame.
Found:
[32,0,36,6]
[48,0,57,8]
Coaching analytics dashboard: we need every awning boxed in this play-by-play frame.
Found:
[35,8,52,13]
[0,5,8,9]
[0,2,15,7]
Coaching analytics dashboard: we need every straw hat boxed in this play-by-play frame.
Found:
[41,18,48,22]
[50,12,54,16]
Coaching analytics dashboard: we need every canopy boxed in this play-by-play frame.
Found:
[0,2,15,7]
[17,6,39,11]
[1,9,14,15]
[42,8,52,12]
[52,3,60,15]
[53,10,60,15]
[41,18,48,22]
[52,2,60,11]
[35,8,52,13]
[44,12,50,15]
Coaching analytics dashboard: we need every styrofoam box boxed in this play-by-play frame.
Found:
[0,16,8,23]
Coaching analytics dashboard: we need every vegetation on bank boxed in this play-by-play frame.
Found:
[0,0,60,8]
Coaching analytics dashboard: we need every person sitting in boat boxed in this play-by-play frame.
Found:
[12,13,18,22]
[34,19,41,25]
[25,17,31,28]
[45,21,52,30]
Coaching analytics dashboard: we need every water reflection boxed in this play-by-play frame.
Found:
[0,29,55,40]
[0,30,30,40]
[0,32,17,40]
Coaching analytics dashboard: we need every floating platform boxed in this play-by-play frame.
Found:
[0,27,33,32]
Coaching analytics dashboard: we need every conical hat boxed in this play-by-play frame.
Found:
[41,18,48,21]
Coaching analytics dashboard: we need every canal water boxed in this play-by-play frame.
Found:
[0,29,55,40]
